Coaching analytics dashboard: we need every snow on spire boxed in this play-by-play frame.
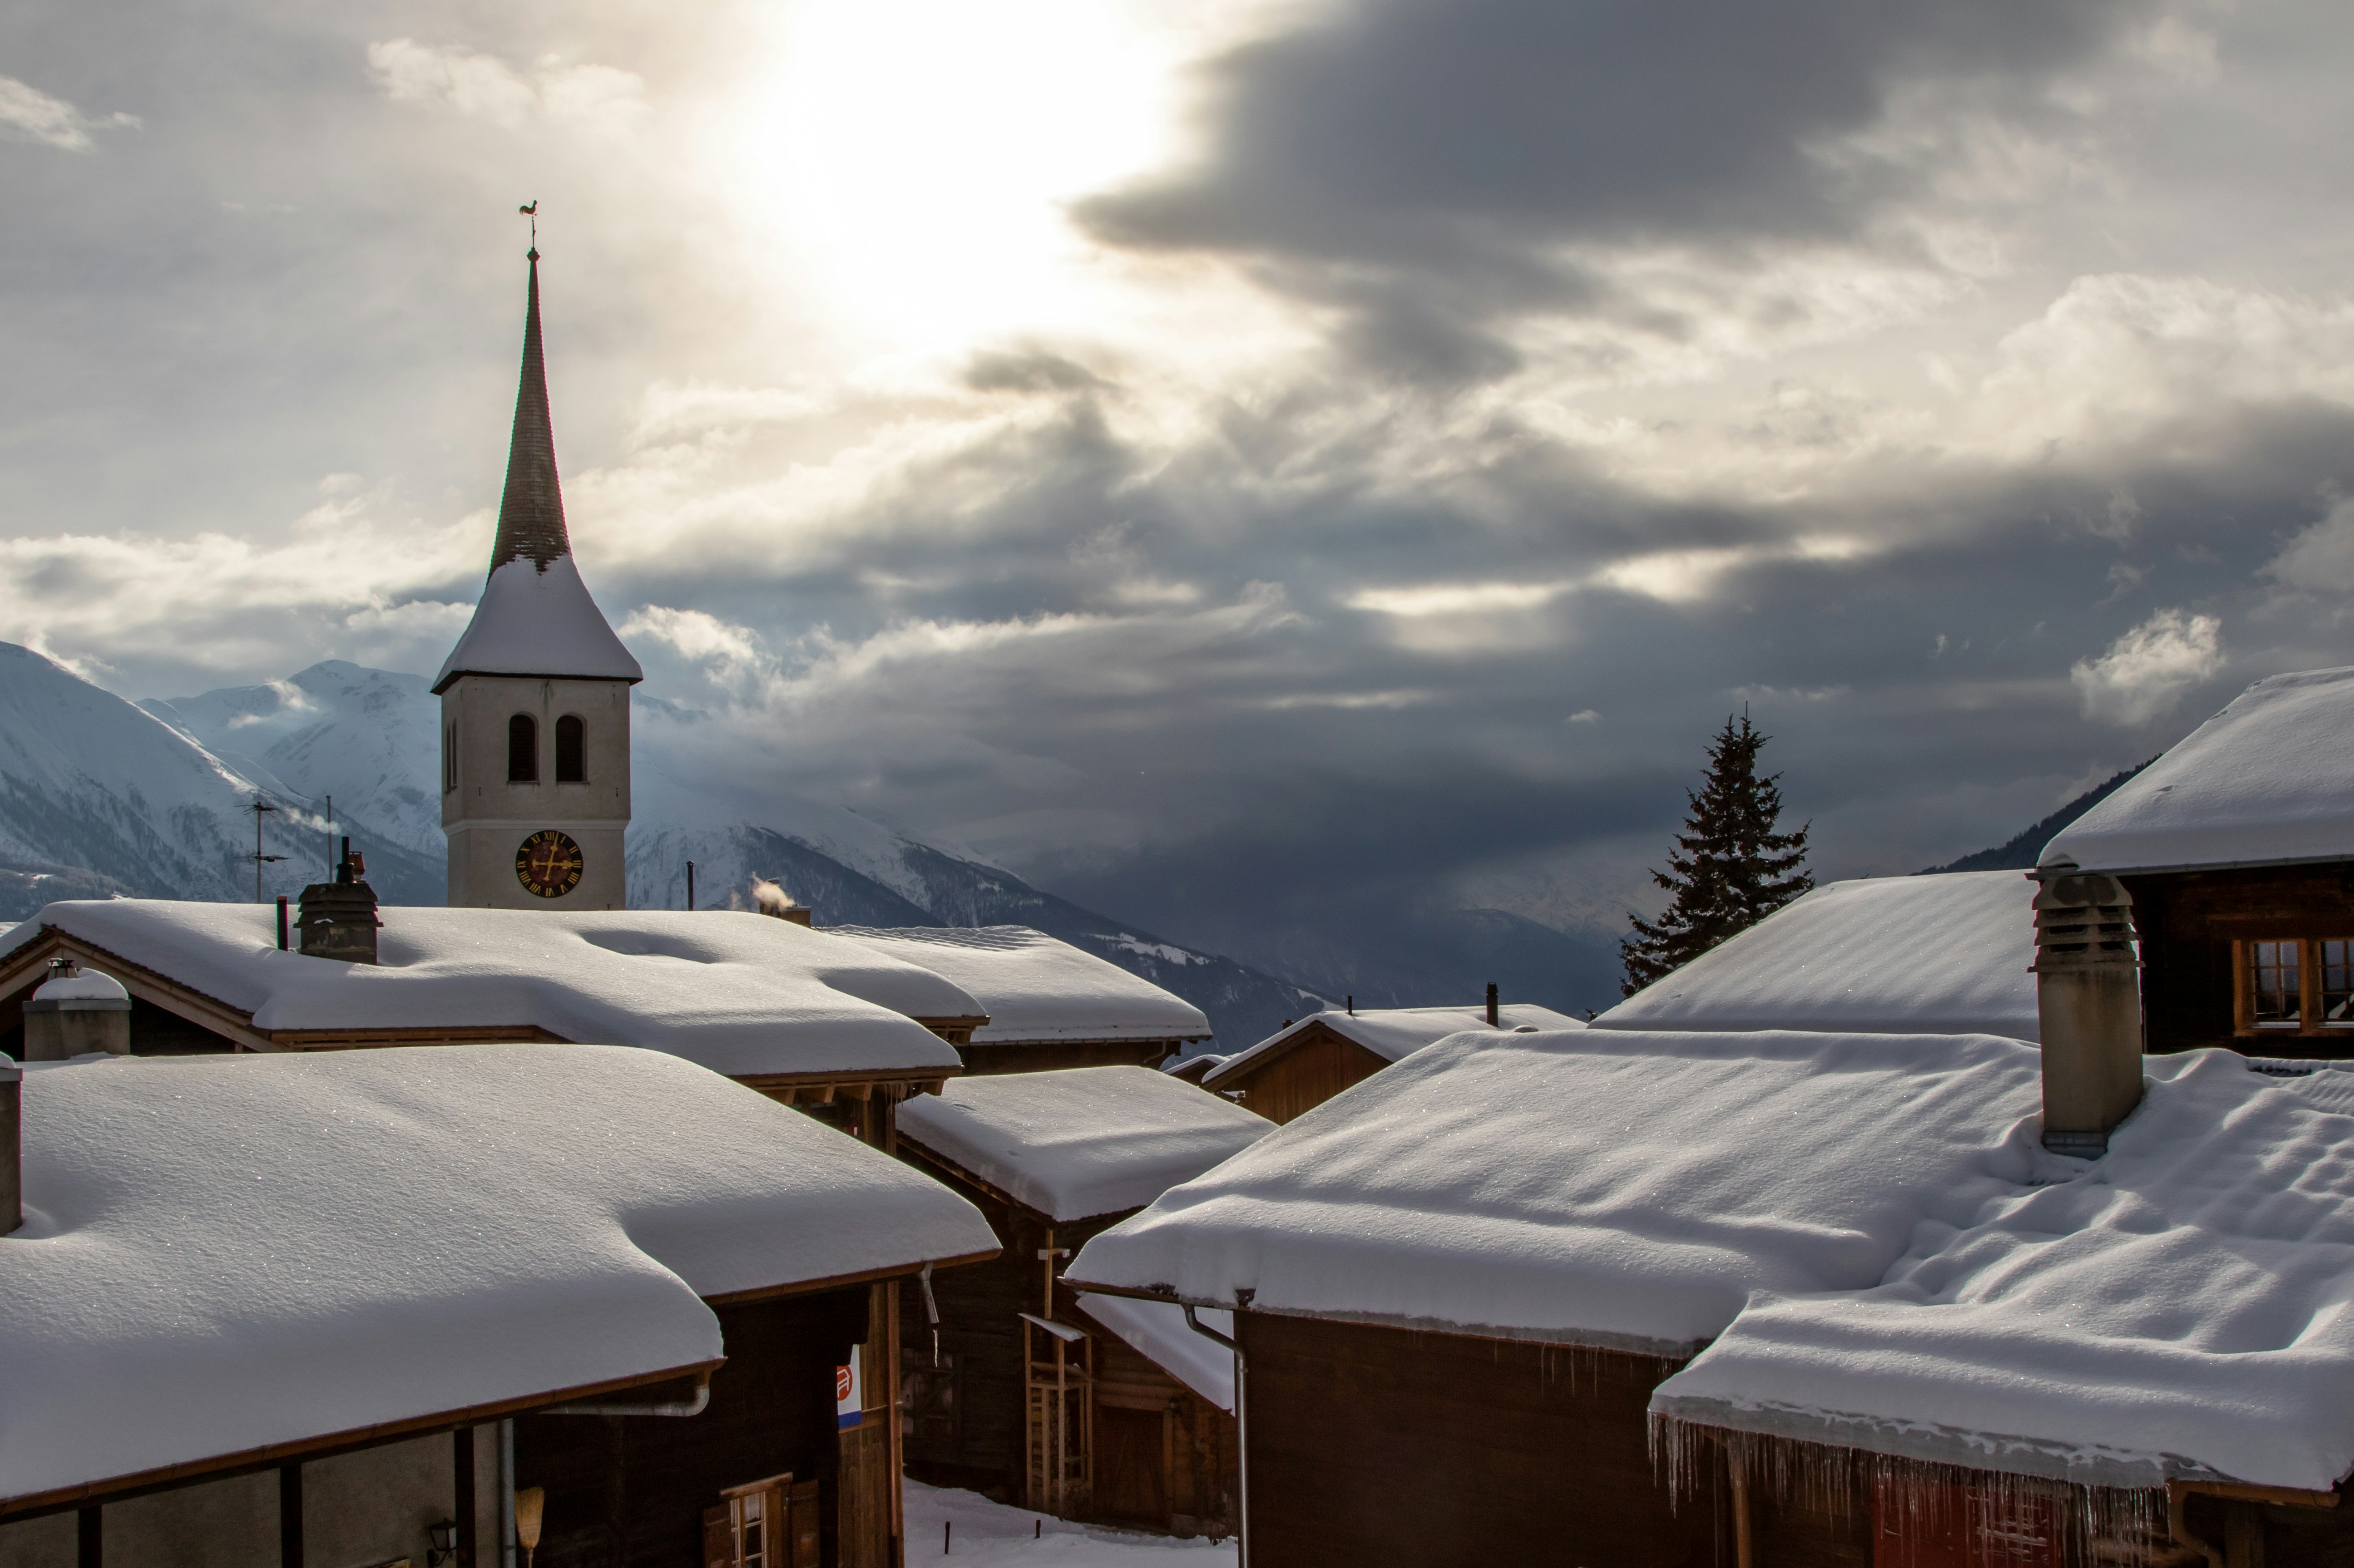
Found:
[433,243,642,694]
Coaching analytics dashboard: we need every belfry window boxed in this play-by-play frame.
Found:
[555,715,585,783]
[508,714,538,783]
[444,725,457,792]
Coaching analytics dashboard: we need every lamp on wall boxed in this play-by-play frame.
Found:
[426,1520,458,1568]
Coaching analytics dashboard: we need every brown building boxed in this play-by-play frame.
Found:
[1071,1000,2354,1567]
[1200,1000,1583,1123]
[892,1066,1268,1537]
[829,926,1211,1075]
[0,1044,994,1568]
[2042,667,2354,1060]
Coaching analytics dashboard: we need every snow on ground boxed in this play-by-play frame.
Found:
[2046,664,2354,873]
[904,1482,1234,1565]
[832,927,1209,1045]
[1595,871,2035,1040]
[899,1066,1271,1222]
[1,901,972,1079]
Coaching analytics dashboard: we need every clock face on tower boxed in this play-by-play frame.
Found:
[515,830,585,898]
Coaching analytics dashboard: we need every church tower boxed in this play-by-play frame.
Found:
[435,248,641,909]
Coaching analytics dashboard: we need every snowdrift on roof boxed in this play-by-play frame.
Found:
[898,1065,1272,1222]
[1075,1294,1235,1412]
[2045,665,2354,873]
[1203,1003,1582,1085]
[0,1044,994,1504]
[831,926,1209,1045]
[0,902,970,1080]
[1596,872,2035,1040]
[1072,1027,2354,1490]
[433,555,642,692]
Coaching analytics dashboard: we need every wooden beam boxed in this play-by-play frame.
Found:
[702,1248,1000,1308]
[0,1359,723,1523]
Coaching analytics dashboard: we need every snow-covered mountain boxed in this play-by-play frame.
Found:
[0,645,1322,1047]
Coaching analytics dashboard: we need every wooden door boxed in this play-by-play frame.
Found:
[1093,1405,1170,1528]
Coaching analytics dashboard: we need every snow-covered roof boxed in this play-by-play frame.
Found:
[896,1065,1273,1222]
[1202,1003,1583,1085]
[1069,1027,2354,1492]
[0,902,974,1081]
[1075,1294,1234,1412]
[0,1044,995,1506]
[2044,666,2354,874]
[830,926,1210,1045]
[432,555,643,693]
[1594,872,2035,1040]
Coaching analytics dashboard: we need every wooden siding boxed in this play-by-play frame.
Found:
[1239,1312,1730,1568]
[2127,864,2354,1057]
[517,1288,866,1568]
[1080,1314,1236,1538]
[1213,1024,1389,1124]
[958,1039,1187,1076]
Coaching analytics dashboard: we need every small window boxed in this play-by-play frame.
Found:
[2325,940,2354,1027]
[443,724,457,792]
[2252,940,2301,1026]
[555,715,586,783]
[508,714,538,783]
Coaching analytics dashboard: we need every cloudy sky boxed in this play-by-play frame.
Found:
[5,0,2354,971]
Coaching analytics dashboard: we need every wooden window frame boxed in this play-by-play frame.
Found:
[2232,937,2354,1038]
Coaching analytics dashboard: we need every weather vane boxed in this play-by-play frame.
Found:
[519,199,539,259]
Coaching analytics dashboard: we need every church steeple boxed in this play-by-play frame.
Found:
[432,247,641,697]
[490,252,571,575]
[435,236,638,910]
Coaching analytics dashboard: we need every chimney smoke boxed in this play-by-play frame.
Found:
[752,878,814,927]
[2031,861,2144,1158]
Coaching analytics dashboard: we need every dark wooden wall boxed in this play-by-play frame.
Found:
[893,1164,1123,1501]
[1082,1319,1236,1538]
[959,1039,1182,1076]
[1217,1026,1388,1124]
[2128,863,2354,1056]
[1239,1313,1731,1568]
[518,1287,866,1568]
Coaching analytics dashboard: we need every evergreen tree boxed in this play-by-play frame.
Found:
[1621,710,1812,995]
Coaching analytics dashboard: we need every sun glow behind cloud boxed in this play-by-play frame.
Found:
[724,0,1195,355]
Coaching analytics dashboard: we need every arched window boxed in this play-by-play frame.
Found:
[507,714,538,782]
[555,715,586,783]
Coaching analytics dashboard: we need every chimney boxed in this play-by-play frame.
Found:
[23,958,131,1060]
[1,1056,19,1236]
[752,878,813,926]
[2030,861,2144,1157]
[298,837,381,964]
[1486,982,1500,1027]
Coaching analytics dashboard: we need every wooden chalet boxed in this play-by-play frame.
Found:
[2040,667,2354,1060]
[891,1067,1269,1538]
[1070,1016,2354,1568]
[0,1044,995,1568]
[1200,998,1584,1123]
[830,926,1211,1075]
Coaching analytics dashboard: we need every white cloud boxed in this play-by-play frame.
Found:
[0,75,137,152]
[2070,607,2224,726]
[2262,497,2354,597]
[365,40,648,135]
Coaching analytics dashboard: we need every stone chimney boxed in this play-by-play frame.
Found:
[299,838,381,964]
[1,1056,19,1237]
[2030,860,2144,1157]
[23,958,131,1061]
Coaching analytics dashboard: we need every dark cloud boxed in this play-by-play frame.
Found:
[1078,0,2145,377]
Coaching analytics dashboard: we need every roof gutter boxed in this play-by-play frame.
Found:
[541,1370,712,1418]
